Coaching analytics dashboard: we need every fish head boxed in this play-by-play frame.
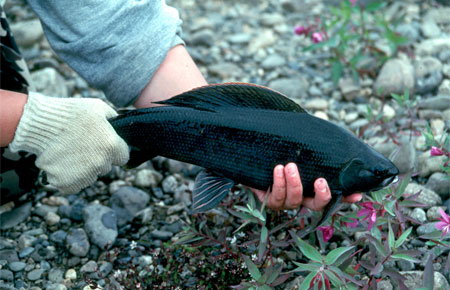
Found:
[338,155,399,194]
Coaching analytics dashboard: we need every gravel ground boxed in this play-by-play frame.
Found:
[1,0,449,289]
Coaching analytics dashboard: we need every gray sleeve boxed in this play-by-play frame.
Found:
[26,0,184,107]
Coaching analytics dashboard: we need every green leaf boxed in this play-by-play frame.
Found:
[395,173,411,199]
[388,221,395,250]
[292,261,319,272]
[365,1,386,12]
[299,271,317,290]
[324,270,342,287]
[394,227,412,248]
[260,285,272,290]
[266,265,282,284]
[331,60,343,86]
[324,246,355,266]
[260,226,268,244]
[252,209,266,223]
[391,254,420,263]
[290,231,322,262]
[243,255,261,281]
[384,200,396,217]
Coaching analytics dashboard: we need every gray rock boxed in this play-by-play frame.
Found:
[99,262,113,277]
[27,269,45,281]
[208,62,243,79]
[48,268,64,283]
[188,29,214,47]
[418,152,446,178]
[374,58,414,97]
[248,30,277,53]
[389,140,416,174]
[8,261,26,272]
[443,64,450,79]
[426,172,450,198]
[419,109,444,120]
[267,77,309,99]
[134,169,162,187]
[401,271,450,290]
[308,86,322,97]
[31,68,68,98]
[344,112,359,124]
[83,204,118,249]
[368,136,398,159]
[0,269,13,281]
[421,20,441,38]
[18,234,37,250]
[427,206,446,221]
[80,260,98,273]
[45,212,60,226]
[424,7,450,25]
[378,280,393,290]
[10,19,44,47]
[50,230,67,246]
[395,23,419,44]
[416,38,450,57]
[405,183,442,207]
[66,228,90,257]
[438,79,450,95]
[69,200,85,221]
[414,57,443,94]
[261,54,286,70]
[349,119,369,131]
[18,247,34,258]
[397,260,415,271]
[34,204,58,218]
[0,202,32,230]
[227,33,252,44]
[417,222,440,235]
[46,284,67,290]
[0,249,18,263]
[303,98,328,111]
[150,230,173,241]
[162,175,178,194]
[167,203,185,215]
[109,186,150,226]
[339,77,361,101]
[260,13,284,26]
[410,208,427,223]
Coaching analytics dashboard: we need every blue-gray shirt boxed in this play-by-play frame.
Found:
[27,0,184,107]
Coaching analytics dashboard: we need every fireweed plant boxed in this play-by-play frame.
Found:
[294,0,408,85]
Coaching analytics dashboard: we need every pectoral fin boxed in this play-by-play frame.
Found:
[316,193,343,227]
[126,146,156,168]
[191,170,235,214]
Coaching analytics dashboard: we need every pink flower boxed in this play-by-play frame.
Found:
[345,218,358,228]
[318,226,334,242]
[357,202,377,230]
[311,32,324,43]
[349,0,357,7]
[435,209,450,236]
[294,25,308,36]
[430,146,444,156]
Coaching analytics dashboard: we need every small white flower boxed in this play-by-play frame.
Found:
[237,232,245,238]
[130,240,138,250]
[114,270,121,279]
[251,254,257,261]
[241,262,246,269]
[211,271,216,277]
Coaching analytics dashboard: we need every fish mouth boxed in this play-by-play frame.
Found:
[373,175,399,191]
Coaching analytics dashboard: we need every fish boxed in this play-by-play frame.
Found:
[109,83,399,225]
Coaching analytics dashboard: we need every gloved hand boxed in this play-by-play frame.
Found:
[9,92,129,194]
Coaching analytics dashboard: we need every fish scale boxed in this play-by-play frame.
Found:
[110,83,399,221]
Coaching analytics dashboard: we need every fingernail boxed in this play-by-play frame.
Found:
[318,178,327,193]
[275,165,284,177]
[287,164,297,177]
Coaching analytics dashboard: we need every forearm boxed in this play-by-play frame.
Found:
[134,45,207,108]
[0,90,28,147]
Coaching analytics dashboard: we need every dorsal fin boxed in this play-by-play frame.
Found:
[155,83,307,113]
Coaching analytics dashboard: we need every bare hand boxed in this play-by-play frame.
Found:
[251,163,362,211]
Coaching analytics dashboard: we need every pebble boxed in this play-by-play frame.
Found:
[382,104,395,120]
[150,230,173,241]
[167,202,185,215]
[50,230,67,246]
[18,234,37,250]
[208,62,242,78]
[0,269,13,281]
[303,98,328,111]
[344,112,359,124]
[313,111,329,121]
[410,208,427,223]
[416,222,439,236]
[418,152,446,178]
[427,206,446,221]
[426,172,450,198]
[109,186,150,226]
[248,30,277,53]
[0,202,32,230]
[18,247,34,258]
[8,261,26,272]
[27,269,45,281]
[83,204,118,249]
[420,95,450,111]
[416,38,450,57]
[404,183,442,207]
[339,77,361,101]
[46,284,67,290]
[80,260,98,273]
[162,175,178,194]
[373,58,414,97]
[45,212,60,226]
[31,68,69,98]
[10,19,44,47]
[65,269,77,280]
[268,77,309,99]
[48,268,64,283]
[66,228,90,257]
[227,33,252,44]
[401,271,450,289]
[438,79,450,95]
[134,169,162,187]
[189,29,215,47]
[420,19,441,38]
[0,249,19,263]
[414,57,443,94]
[261,54,286,70]
[390,139,416,174]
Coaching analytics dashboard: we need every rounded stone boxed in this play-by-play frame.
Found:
[66,228,90,257]
[27,269,45,281]
[45,212,61,226]
[65,269,77,280]
[410,208,427,224]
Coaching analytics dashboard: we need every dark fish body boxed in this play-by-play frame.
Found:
[110,83,398,217]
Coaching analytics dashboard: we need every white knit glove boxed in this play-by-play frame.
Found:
[9,92,129,194]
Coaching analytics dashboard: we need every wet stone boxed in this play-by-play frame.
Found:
[80,260,98,273]
[0,249,18,263]
[0,269,13,281]
[83,204,118,249]
[50,230,67,246]
[66,228,90,257]
[0,202,32,230]
[27,268,45,281]
[426,172,450,198]
[8,261,26,272]
[18,247,34,258]
[48,268,64,283]
[410,208,427,223]
[109,186,150,226]
[150,230,173,241]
